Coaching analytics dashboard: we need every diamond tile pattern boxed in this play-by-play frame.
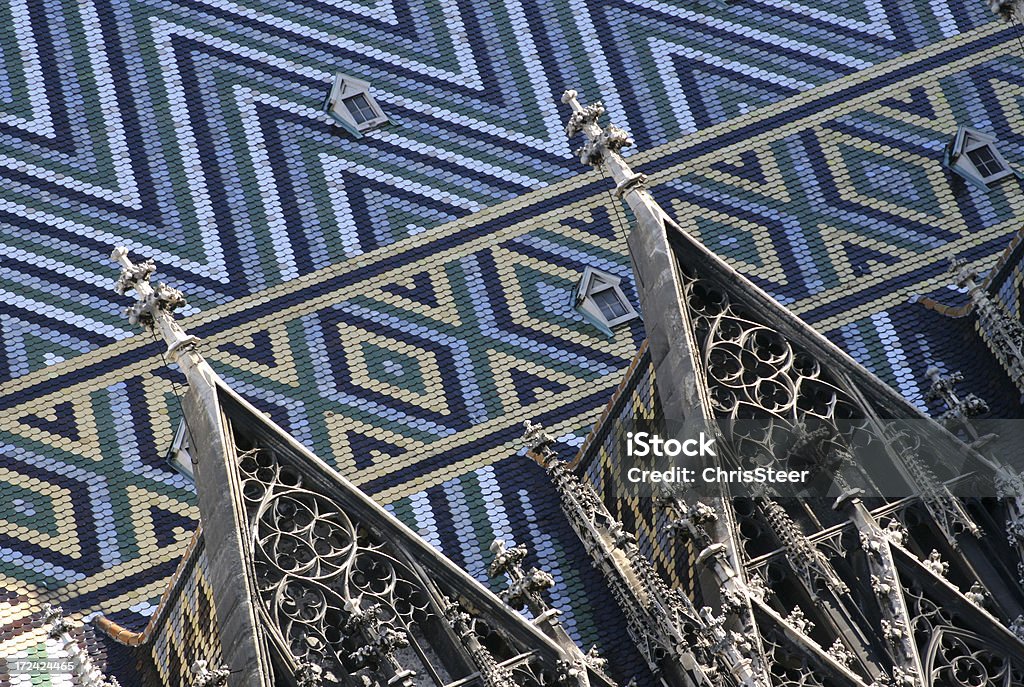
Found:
[0,0,998,383]
[3,4,1024,686]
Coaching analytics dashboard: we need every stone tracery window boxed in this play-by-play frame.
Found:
[235,439,549,687]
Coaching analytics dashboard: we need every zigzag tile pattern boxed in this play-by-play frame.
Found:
[0,0,998,382]
[5,17,1024,681]
[0,197,644,643]
[572,346,703,602]
[143,545,223,687]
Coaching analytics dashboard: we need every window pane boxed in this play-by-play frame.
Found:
[344,93,376,125]
[966,146,1004,179]
[592,289,629,321]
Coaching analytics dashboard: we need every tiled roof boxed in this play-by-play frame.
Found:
[0,595,118,686]
[0,0,997,384]
[4,6,1024,684]
[0,169,648,659]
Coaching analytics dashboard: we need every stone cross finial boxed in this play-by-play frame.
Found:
[560,89,585,114]
[112,247,187,319]
[560,89,636,189]
[111,247,199,361]
[488,538,554,611]
[924,366,989,438]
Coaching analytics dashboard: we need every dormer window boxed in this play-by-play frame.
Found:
[166,420,195,481]
[324,73,388,136]
[591,287,630,321]
[571,267,638,335]
[966,144,1003,178]
[344,93,377,125]
[945,126,1014,188]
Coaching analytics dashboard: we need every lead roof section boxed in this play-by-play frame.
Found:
[0,0,998,383]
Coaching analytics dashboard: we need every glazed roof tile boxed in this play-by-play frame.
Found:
[0,0,998,383]
[4,10,1024,683]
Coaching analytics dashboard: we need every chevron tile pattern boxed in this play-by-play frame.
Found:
[656,48,1024,312]
[0,0,998,383]
[0,190,644,644]
[3,11,1024,684]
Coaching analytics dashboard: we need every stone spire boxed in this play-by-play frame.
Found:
[522,422,770,687]
[108,247,277,687]
[41,604,121,687]
[488,538,608,687]
[559,90,711,442]
[952,260,1024,393]
[924,367,989,442]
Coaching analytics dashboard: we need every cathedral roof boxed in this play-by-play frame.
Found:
[3,9,1024,684]
[0,0,1000,386]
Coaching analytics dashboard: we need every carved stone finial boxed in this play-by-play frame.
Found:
[825,639,854,667]
[747,574,770,603]
[925,367,990,432]
[190,660,230,687]
[883,519,908,547]
[343,599,410,669]
[949,257,980,289]
[965,581,987,607]
[41,603,70,639]
[487,538,525,578]
[881,619,906,645]
[1009,614,1024,641]
[561,90,584,112]
[584,645,607,672]
[110,247,199,360]
[990,0,1024,22]
[488,538,554,611]
[665,497,717,547]
[922,549,949,577]
[295,661,324,687]
[1007,514,1024,545]
[560,88,636,173]
[522,421,555,454]
[111,248,186,328]
[890,667,918,687]
[871,574,893,597]
[785,607,813,634]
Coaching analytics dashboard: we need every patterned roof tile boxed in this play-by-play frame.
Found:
[5,7,1024,684]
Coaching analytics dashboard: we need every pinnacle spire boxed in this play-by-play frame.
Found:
[948,258,1024,392]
